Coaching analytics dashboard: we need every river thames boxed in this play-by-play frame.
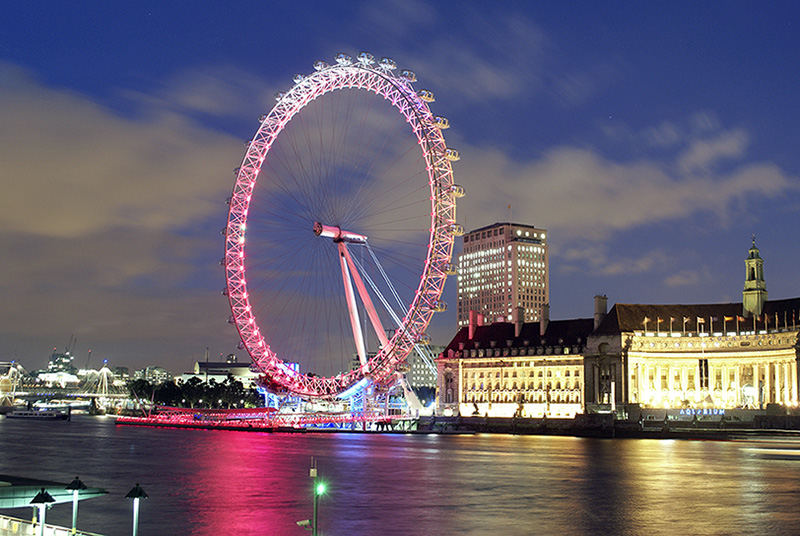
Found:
[2,416,800,535]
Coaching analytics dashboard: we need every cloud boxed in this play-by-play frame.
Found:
[678,129,749,174]
[120,65,277,119]
[357,6,550,103]
[664,269,703,287]
[0,64,245,368]
[0,64,241,239]
[643,121,682,148]
[558,244,669,276]
[455,137,796,240]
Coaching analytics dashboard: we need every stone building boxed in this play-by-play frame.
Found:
[437,307,593,418]
[439,239,800,416]
[585,239,799,411]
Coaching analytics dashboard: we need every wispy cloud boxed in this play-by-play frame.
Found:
[664,269,705,287]
[678,129,749,174]
[120,65,276,119]
[559,244,670,276]
[357,4,563,104]
[0,63,243,366]
[457,143,795,242]
[0,64,240,239]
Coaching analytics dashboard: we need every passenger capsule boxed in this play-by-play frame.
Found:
[444,263,458,275]
[434,116,450,129]
[233,167,241,176]
[258,114,267,122]
[449,184,466,198]
[445,148,460,161]
[313,60,329,71]
[221,287,229,296]
[357,51,375,64]
[418,89,435,102]
[274,91,286,102]
[400,69,417,82]
[228,315,236,324]
[379,57,397,70]
[335,53,352,65]
[449,223,464,236]
[293,74,305,84]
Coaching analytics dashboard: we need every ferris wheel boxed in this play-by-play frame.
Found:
[224,52,464,399]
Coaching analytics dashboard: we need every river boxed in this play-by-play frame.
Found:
[1,416,800,535]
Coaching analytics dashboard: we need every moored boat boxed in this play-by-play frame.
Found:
[5,408,70,420]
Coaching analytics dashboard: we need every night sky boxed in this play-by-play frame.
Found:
[2,2,799,373]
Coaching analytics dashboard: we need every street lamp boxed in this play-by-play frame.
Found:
[30,488,55,536]
[310,458,327,536]
[66,476,87,535]
[125,483,148,536]
[298,458,328,535]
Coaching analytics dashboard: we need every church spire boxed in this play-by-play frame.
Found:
[743,236,767,317]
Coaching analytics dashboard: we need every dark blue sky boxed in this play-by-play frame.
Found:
[2,2,799,372]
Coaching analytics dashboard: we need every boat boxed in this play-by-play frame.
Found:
[5,408,70,420]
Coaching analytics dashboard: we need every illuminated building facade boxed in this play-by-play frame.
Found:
[585,240,799,411]
[438,309,593,418]
[586,301,800,410]
[457,222,549,327]
[439,240,800,416]
[406,346,441,389]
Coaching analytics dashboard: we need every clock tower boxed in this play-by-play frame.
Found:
[743,236,767,317]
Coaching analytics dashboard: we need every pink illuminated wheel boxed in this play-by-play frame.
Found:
[224,52,463,399]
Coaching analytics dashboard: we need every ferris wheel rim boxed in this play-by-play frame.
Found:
[224,56,458,399]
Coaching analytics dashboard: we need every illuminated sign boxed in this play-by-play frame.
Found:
[678,408,725,416]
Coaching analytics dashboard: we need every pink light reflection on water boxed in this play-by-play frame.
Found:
[176,430,313,535]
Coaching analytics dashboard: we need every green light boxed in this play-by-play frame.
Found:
[315,482,326,495]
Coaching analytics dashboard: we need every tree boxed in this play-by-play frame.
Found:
[128,379,154,401]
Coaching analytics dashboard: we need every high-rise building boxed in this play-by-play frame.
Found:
[457,222,549,327]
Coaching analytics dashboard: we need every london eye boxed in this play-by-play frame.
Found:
[223,52,463,399]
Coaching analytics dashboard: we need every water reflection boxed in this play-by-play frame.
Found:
[2,418,800,535]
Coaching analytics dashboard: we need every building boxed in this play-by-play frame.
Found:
[133,366,172,384]
[586,240,799,412]
[406,346,441,390]
[457,222,548,327]
[47,348,76,374]
[438,305,593,418]
[439,239,800,417]
[180,354,259,387]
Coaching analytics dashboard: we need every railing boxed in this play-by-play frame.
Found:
[0,514,103,536]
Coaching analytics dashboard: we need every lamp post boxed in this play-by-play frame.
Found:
[125,483,148,536]
[313,480,326,536]
[298,458,327,534]
[66,476,87,535]
[310,458,326,536]
[30,488,55,536]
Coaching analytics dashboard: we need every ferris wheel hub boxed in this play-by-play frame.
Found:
[313,221,368,243]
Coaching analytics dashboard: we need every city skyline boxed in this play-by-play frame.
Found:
[2,2,799,371]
